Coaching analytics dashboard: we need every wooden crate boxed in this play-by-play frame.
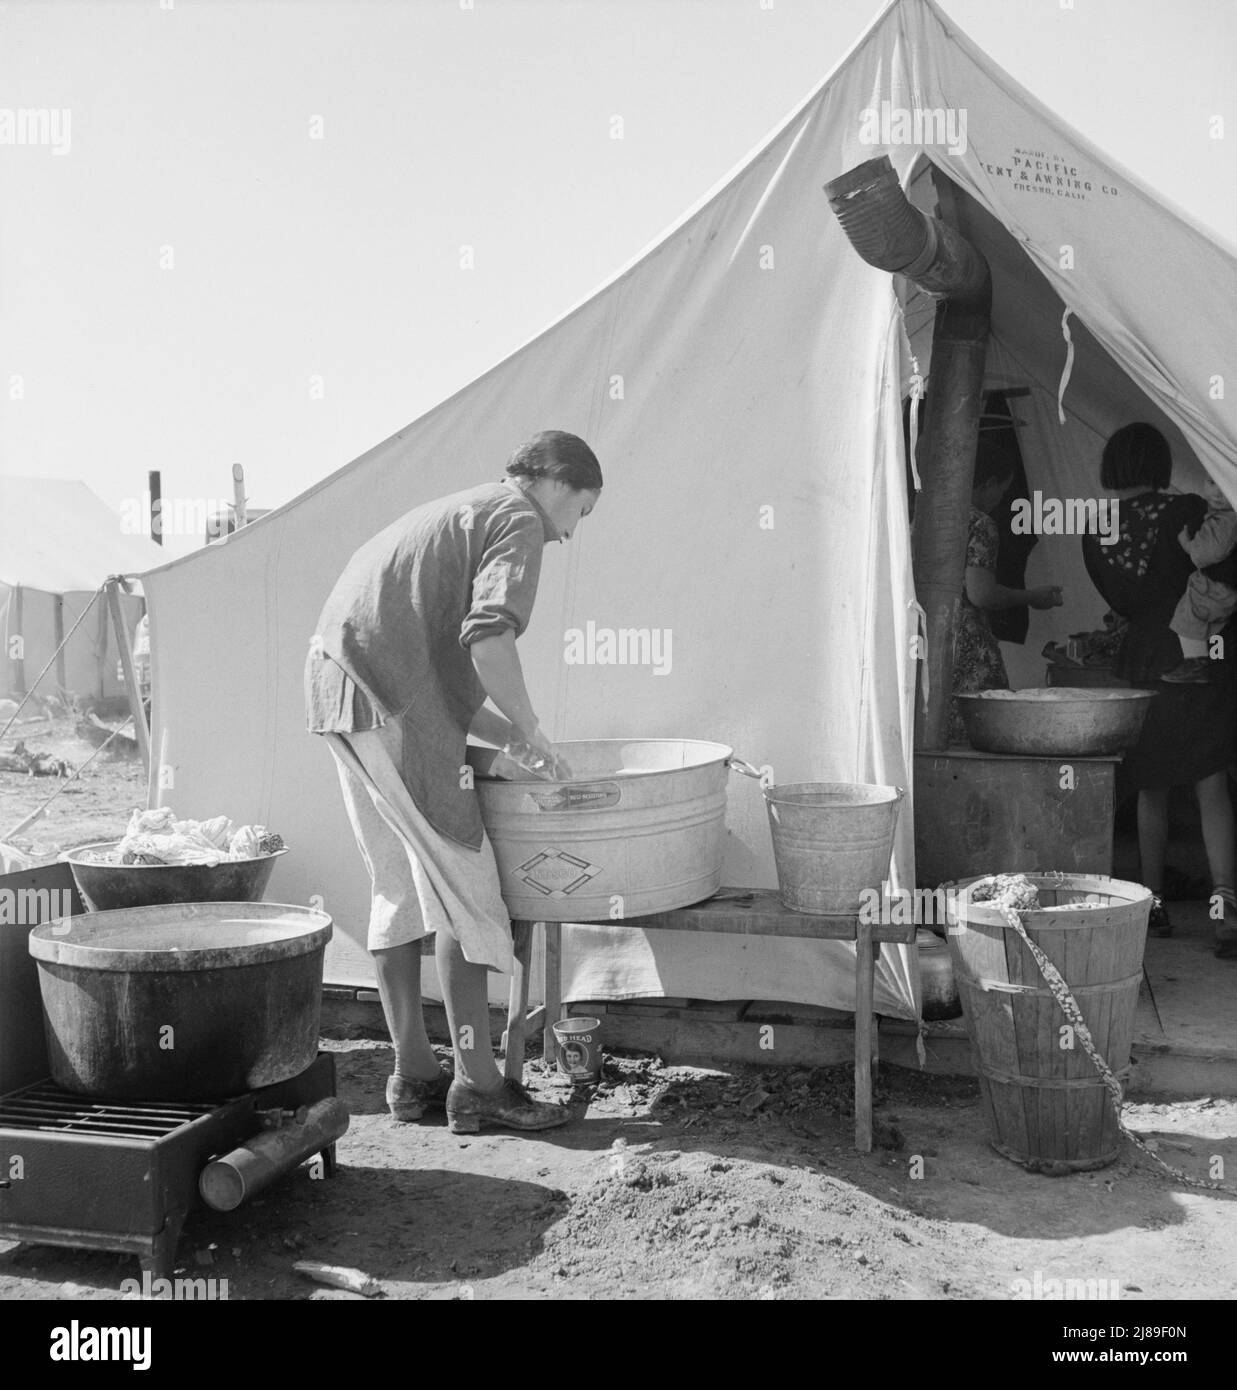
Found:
[914,748,1120,888]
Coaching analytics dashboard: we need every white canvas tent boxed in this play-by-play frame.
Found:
[1,477,163,703]
[141,0,1237,1019]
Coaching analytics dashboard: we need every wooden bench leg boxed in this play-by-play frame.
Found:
[854,918,874,1153]
[542,921,561,1065]
[504,919,534,1082]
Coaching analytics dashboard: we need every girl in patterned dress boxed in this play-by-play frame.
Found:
[1082,423,1237,955]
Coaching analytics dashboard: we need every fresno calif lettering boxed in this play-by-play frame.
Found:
[49,1321,151,1370]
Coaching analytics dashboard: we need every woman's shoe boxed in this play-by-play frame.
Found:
[1147,896,1173,938]
[386,1064,454,1122]
[1161,658,1213,684]
[445,1078,571,1134]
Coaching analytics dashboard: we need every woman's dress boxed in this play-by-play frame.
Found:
[950,507,1011,744]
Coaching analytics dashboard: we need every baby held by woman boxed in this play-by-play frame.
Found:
[1164,475,1237,683]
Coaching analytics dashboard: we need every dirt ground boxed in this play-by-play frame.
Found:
[1,1042,1235,1302]
[2,715,1235,1301]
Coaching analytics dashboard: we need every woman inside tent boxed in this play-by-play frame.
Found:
[949,453,1064,743]
[306,431,602,1130]
[1082,422,1237,956]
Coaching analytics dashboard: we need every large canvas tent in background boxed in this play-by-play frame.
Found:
[142,0,1237,1019]
[1,477,161,703]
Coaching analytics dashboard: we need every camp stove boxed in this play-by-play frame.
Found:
[0,863,338,1276]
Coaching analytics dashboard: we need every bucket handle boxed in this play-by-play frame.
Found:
[728,756,764,780]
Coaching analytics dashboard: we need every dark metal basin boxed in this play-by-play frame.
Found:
[957,688,1156,756]
[63,842,287,912]
[28,901,331,1098]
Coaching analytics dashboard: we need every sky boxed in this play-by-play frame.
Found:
[2,0,1234,559]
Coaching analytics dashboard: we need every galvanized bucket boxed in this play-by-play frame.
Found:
[762,782,903,915]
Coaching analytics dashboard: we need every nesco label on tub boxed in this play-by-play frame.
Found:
[526,782,621,812]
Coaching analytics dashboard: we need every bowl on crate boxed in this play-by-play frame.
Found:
[63,842,288,913]
[956,688,1156,757]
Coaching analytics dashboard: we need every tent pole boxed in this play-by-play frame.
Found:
[53,595,67,693]
[106,577,150,771]
[232,463,247,529]
[95,600,108,702]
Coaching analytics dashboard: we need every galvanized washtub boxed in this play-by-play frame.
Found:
[28,901,331,1099]
[469,739,743,921]
[957,688,1156,756]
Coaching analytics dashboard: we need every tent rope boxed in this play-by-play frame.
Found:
[907,357,924,493]
[910,600,929,713]
[1056,309,1075,425]
[0,586,106,744]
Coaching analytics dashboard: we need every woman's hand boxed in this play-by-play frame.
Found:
[1028,586,1064,609]
[506,724,575,781]
[967,567,1064,612]
[521,725,575,780]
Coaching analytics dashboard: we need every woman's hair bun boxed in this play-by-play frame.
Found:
[505,430,603,491]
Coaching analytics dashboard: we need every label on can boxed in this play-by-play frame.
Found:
[526,782,621,812]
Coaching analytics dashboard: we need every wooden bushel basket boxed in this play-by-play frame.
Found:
[943,874,1151,1173]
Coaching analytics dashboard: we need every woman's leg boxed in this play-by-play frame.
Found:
[1137,786,1170,891]
[1195,770,1236,905]
[372,942,442,1082]
[436,929,504,1094]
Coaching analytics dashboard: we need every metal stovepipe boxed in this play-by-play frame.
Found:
[824,155,991,749]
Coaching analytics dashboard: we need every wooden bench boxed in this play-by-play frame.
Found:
[501,889,915,1151]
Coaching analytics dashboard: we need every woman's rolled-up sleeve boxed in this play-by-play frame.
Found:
[459,511,545,648]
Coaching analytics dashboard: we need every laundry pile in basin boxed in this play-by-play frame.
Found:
[87,807,286,866]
